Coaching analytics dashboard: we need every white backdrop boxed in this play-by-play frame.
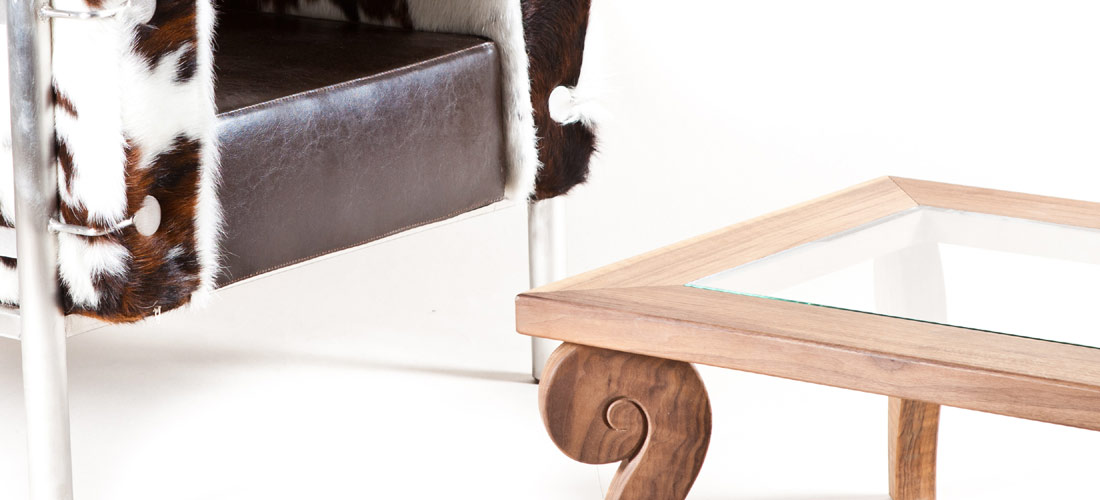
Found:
[1,2,1098,498]
[562,1,1100,497]
[568,0,1100,276]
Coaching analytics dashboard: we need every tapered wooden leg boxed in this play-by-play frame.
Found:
[539,343,711,500]
[889,397,940,500]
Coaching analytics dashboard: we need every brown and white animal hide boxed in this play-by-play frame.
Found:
[234,0,597,201]
[522,0,596,200]
[0,0,221,322]
[0,0,589,322]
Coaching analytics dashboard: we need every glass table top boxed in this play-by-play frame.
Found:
[689,206,1100,349]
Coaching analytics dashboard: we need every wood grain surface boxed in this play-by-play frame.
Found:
[539,343,712,500]
[531,177,917,293]
[889,397,940,500]
[891,177,1100,230]
[530,176,1100,295]
[519,177,1100,497]
[518,285,1100,430]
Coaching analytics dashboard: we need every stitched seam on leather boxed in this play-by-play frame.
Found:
[218,193,507,287]
[217,42,497,119]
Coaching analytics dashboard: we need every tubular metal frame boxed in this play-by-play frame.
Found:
[48,216,134,237]
[7,0,74,497]
[40,0,129,19]
[5,0,569,493]
[527,197,566,381]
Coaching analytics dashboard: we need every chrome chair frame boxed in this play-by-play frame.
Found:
[527,197,565,381]
[4,0,567,495]
[7,0,74,497]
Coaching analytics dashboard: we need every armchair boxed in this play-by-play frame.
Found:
[0,0,596,497]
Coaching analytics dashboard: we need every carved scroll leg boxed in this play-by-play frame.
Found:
[539,343,712,500]
[889,397,940,500]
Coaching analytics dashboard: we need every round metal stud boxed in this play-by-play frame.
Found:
[133,195,161,236]
[548,85,580,125]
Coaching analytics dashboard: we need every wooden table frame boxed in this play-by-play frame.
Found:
[516,177,1100,500]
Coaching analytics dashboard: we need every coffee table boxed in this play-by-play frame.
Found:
[515,177,1100,500]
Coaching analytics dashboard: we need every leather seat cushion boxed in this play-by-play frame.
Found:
[214,11,506,287]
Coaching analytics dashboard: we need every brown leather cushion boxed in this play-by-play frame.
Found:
[214,11,506,287]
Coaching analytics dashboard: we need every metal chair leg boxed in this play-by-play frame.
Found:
[8,0,75,496]
[20,318,73,500]
[527,197,566,382]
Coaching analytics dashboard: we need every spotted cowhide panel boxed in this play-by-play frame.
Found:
[0,0,221,322]
[521,0,595,200]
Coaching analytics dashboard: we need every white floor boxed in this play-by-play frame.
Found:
[5,1,1100,497]
[1,204,1099,499]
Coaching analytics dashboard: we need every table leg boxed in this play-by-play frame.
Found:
[889,397,940,500]
[538,343,711,500]
[876,241,944,500]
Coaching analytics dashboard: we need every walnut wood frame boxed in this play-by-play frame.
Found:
[518,177,1100,500]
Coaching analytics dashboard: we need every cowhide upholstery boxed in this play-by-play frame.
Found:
[0,0,220,322]
[0,0,595,321]
[523,0,596,200]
